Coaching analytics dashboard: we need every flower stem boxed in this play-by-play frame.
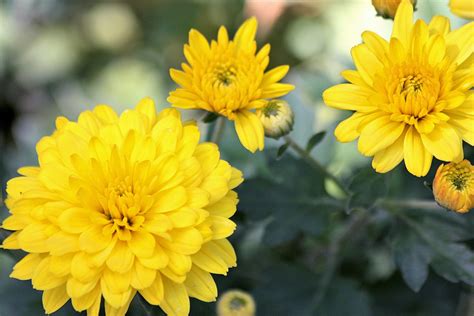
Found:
[211,117,226,145]
[283,135,350,196]
[309,209,370,312]
[379,199,444,211]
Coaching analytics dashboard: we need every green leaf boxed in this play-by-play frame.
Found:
[306,131,326,153]
[396,213,474,288]
[316,278,373,316]
[276,143,289,159]
[238,152,342,246]
[392,225,432,292]
[346,168,387,213]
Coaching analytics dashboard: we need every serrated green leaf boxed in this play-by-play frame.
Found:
[347,168,387,213]
[306,131,326,153]
[392,226,432,292]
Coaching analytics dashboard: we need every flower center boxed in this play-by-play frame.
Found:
[102,177,145,240]
[213,64,236,86]
[446,163,473,192]
[229,297,247,310]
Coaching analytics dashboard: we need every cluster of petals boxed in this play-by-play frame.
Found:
[168,17,294,153]
[1,99,242,316]
[324,0,473,176]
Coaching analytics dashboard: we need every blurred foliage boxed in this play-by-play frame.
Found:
[1,0,473,315]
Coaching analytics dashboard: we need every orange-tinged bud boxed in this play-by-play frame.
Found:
[217,289,256,316]
[372,0,417,19]
[432,160,474,213]
[257,99,294,139]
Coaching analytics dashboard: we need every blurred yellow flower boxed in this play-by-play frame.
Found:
[433,160,474,213]
[323,0,474,177]
[1,99,243,316]
[449,0,474,19]
[372,0,416,19]
[257,99,294,139]
[168,17,294,153]
[217,290,256,316]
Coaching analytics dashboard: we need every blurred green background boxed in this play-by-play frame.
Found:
[0,1,473,315]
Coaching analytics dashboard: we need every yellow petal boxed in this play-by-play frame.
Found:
[334,112,367,142]
[184,266,217,302]
[135,97,157,126]
[261,83,294,99]
[10,253,42,280]
[446,21,474,65]
[139,272,164,305]
[234,111,264,153]
[404,127,433,177]
[372,131,405,173]
[428,16,450,36]
[43,285,69,314]
[262,65,290,86]
[351,44,383,86]
[106,241,135,273]
[206,191,238,218]
[391,0,414,48]
[233,17,257,53]
[161,278,190,316]
[192,240,236,275]
[131,261,157,290]
[128,230,155,258]
[358,115,406,156]
[362,31,389,62]
[323,83,376,112]
[421,123,462,161]
[154,186,187,213]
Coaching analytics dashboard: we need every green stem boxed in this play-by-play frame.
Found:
[210,117,226,145]
[379,199,443,211]
[309,209,370,312]
[283,135,350,196]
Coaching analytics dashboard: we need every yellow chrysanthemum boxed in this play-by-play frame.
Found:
[167,17,294,153]
[449,0,474,20]
[323,0,474,177]
[372,0,416,19]
[1,98,243,316]
[433,159,474,213]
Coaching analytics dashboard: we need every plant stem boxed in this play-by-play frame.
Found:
[283,135,350,196]
[379,199,444,211]
[309,209,370,313]
[211,117,226,145]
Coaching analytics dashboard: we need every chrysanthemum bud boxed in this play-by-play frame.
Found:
[432,160,474,213]
[257,99,294,139]
[372,0,417,19]
[217,290,256,316]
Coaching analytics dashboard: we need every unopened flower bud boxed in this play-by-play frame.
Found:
[372,0,417,19]
[217,290,256,316]
[432,160,474,213]
[257,100,294,139]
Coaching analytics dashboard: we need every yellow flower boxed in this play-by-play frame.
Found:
[433,160,474,213]
[217,290,256,316]
[450,0,474,19]
[372,0,417,19]
[1,98,243,316]
[257,99,294,139]
[323,0,474,177]
[168,17,294,153]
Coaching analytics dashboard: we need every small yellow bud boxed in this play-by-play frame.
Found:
[432,160,474,213]
[372,0,417,19]
[449,0,474,19]
[257,99,294,139]
[217,289,256,316]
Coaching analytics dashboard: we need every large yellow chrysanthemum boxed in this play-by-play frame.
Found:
[1,98,243,316]
[168,17,294,153]
[323,0,474,177]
